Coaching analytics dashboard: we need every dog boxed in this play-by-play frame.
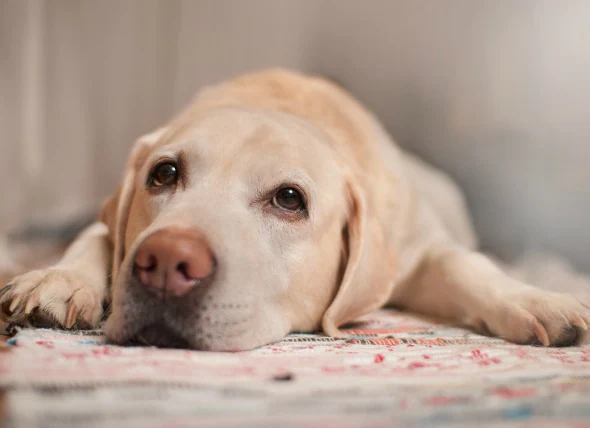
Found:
[1,69,588,350]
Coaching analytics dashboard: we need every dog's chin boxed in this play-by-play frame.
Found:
[105,317,227,351]
[127,322,194,349]
[105,318,271,351]
[104,305,291,351]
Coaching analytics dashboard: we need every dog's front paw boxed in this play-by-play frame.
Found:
[482,288,590,347]
[0,268,104,329]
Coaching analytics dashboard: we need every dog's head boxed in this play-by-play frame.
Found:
[102,107,396,350]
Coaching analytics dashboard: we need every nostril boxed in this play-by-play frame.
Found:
[175,255,215,281]
[136,254,157,272]
[176,261,191,280]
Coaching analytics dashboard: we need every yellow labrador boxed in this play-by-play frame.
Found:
[2,69,588,350]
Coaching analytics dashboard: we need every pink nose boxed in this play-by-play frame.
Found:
[133,227,216,297]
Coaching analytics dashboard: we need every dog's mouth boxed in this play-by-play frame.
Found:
[104,270,259,350]
[125,322,193,349]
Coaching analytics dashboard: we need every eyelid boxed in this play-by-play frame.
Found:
[150,153,178,167]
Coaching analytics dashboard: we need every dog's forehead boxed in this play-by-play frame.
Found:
[170,107,318,145]
[157,108,341,181]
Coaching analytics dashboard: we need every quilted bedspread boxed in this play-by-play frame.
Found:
[2,308,590,428]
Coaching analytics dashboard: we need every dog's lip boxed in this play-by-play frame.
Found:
[106,317,251,350]
[103,315,142,345]
[105,268,259,350]
[103,275,161,344]
[104,307,258,350]
[125,322,193,349]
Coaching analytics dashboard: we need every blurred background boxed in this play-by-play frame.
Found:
[0,0,589,272]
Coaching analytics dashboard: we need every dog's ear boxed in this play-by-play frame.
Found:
[99,128,166,279]
[322,180,397,337]
[100,184,122,244]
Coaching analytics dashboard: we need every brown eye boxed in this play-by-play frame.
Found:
[273,187,305,212]
[149,162,179,187]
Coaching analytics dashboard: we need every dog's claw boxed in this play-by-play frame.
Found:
[0,284,13,299]
[65,303,78,329]
[572,315,588,331]
[24,295,39,315]
[533,320,550,347]
[8,295,22,314]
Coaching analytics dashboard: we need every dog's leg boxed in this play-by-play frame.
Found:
[0,222,111,329]
[392,246,590,346]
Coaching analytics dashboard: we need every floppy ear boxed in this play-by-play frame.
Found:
[99,128,166,280]
[100,184,122,242]
[322,181,397,337]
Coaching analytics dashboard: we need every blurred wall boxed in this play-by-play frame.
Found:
[1,0,589,270]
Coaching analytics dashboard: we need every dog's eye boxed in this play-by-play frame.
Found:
[273,187,305,212]
[149,162,179,188]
